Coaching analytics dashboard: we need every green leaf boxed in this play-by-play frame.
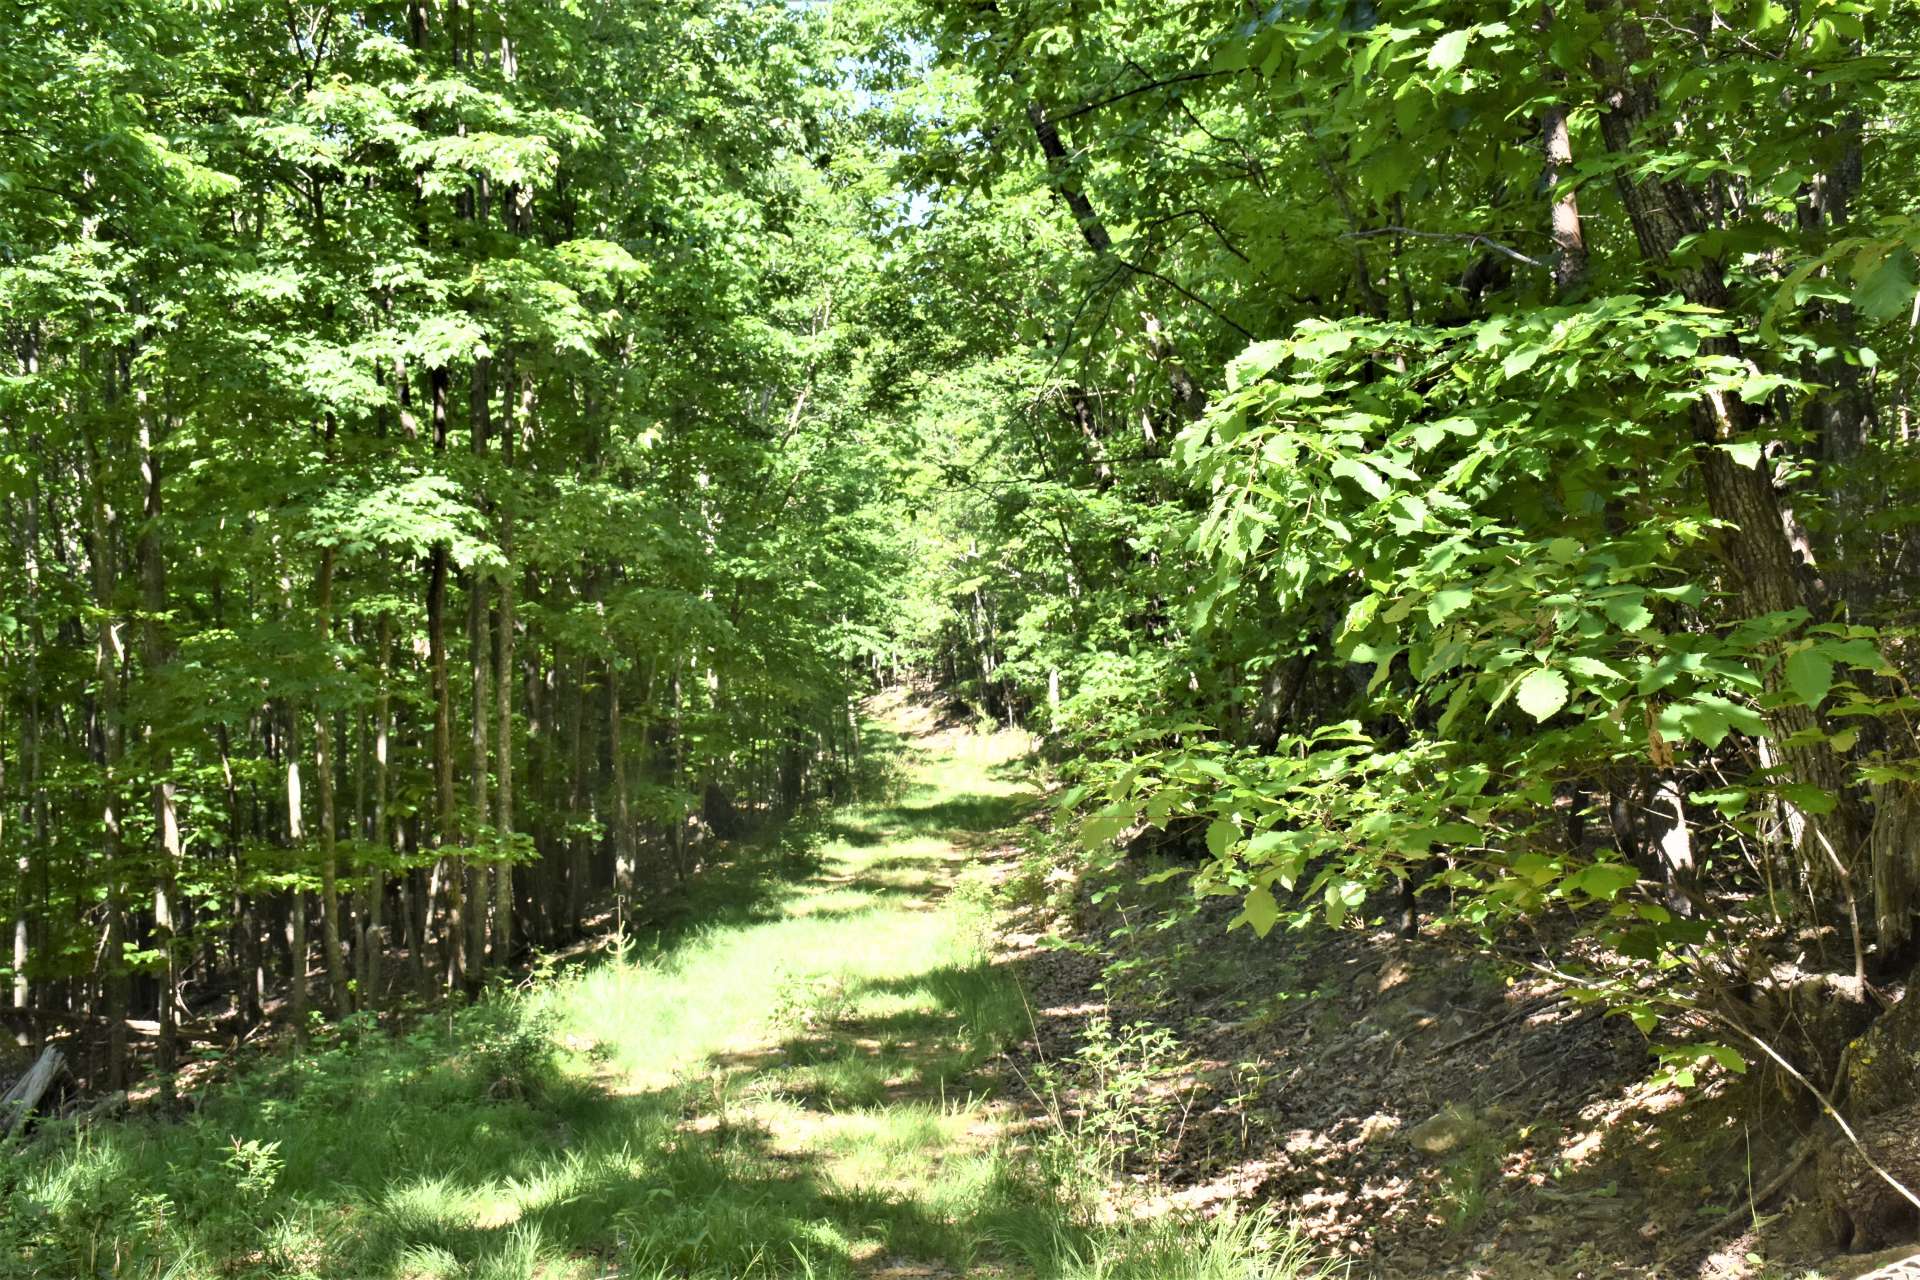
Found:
[1604,596,1655,632]
[1427,587,1474,625]
[1694,787,1751,815]
[1325,878,1365,927]
[1652,323,1700,358]
[1784,648,1835,707]
[1206,818,1241,858]
[1330,456,1390,500]
[1717,440,1763,469]
[1080,810,1130,849]
[1426,28,1472,71]
[1565,862,1639,901]
[1854,247,1918,321]
[1241,886,1280,937]
[1516,668,1570,722]
[1704,1044,1747,1074]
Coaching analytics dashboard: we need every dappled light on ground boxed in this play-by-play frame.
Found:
[1,701,1334,1280]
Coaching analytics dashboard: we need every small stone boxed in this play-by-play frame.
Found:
[1408,1104,1481,1155]
[1358,1112,1402,1145]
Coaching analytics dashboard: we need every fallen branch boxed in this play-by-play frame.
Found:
[66,1090,127,1125]
[1429,994,1569,1058]
[1,1045,66,1140]
[1670,1142,1816,1256]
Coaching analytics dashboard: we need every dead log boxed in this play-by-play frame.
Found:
[66,1090,126,1125]
[1,1045,66,1139]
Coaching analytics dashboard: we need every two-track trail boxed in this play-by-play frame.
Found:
[534,691,1042,1277]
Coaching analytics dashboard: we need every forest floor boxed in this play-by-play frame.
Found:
[0,691,1329,1279]
[994,771,1920,1280]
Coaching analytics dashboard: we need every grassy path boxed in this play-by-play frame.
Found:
[4,702,1320,1279]
[531,706,1045,1277]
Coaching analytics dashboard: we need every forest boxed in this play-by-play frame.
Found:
[3,0,1920,1277]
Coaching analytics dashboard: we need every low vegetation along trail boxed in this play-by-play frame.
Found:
[4,694,1324,1279]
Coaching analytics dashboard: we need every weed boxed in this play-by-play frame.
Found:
[223,1135,284,1200]
[769,970,855,1037]
[1434,1129,1505,1234]
[1005,1205,1345,1279]
[462,1000,561,1101]
[1030,1012,1195,1205]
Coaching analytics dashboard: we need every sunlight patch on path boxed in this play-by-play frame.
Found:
[536,693,1041,1274]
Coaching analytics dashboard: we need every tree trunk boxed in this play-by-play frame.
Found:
[1594,25,1870,877]
[467,573,490,977]
[466,356,491,976]
[314,544,348,1013]
[84,437,130,1090]
[566,666,589,933]
[285,706,308,1045]
[609,662,633,919]
[428,363,464,995]
[493,559,515,965]
[366,613,393,1002]
[14,475,44,1014]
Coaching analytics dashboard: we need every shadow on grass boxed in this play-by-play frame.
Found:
[613,823,833,946]
[1,724,1306,1280]
[3,953,1073,1278]
[709,960,1033,1113]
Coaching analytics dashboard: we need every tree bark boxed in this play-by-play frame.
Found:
[136,391,183,1096]
[285,703,308,1045]
[313,543,348,1013]
[609,661,633,919]
[1593,22,1870,878]
[83,434,130,1090]
[467,571,490,977]
[466,358,491,977]
[428,363,464,995]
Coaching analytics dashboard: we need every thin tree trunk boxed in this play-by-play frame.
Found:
[609,662,632,921]
[492,365,525,962]
[367,613,393,1002]
[314,541,348,1013]
[84,434,130,1090]
[467,357,491,976]
[137,392,182,1098]
[566,666,589,933]
[467,573,490,976]
[285,705,308,1045]
[493,551,515,965]
[15,472,45,1013]
[428,364,464,995]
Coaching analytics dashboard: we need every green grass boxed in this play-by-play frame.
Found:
[0,708,1336,1279]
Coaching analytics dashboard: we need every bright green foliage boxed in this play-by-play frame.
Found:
[0,0,911,1069]
[4,0,1920,1163]
[867,0,1920,1077]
